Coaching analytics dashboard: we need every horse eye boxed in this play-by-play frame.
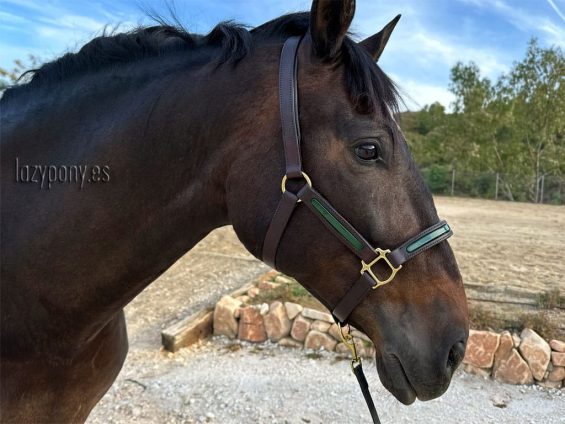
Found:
[355,143,379,161]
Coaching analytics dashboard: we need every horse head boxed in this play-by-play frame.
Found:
[227,0,469,405]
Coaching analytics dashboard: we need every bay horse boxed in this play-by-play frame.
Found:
[0,1,469,422]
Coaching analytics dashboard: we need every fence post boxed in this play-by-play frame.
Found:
[540,175,545,204]
[495,173,499,200]
[451,169,455,196]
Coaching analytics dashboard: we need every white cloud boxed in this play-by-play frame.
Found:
[0,10,28,25]
[546,0,565,22]
[406,30,508,78]
[353,2,510,83]
[391,75,456,111]
[458,0,565,46]
[0,0,138,69]
[37,15,109,32]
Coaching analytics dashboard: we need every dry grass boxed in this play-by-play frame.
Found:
[468,303,560,340]
[518,311,559,340]
[247,278,326,311]
[468,304,511,332]
[537,289,564,309]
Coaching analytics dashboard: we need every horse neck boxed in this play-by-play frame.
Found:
[85,57,276,307]
[4,51,277,341]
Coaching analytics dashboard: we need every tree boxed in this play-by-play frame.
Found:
[449,62,493,113]
[498,39,565,202]
[400,38,564,203]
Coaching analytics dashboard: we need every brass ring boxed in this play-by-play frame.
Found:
[281,172,312,193]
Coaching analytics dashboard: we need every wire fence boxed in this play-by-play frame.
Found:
[420,166,565,205]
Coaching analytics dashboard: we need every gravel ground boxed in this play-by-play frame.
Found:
[87,198,565,423]
[88,338,564,424]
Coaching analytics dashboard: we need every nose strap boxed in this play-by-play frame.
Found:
[387,220,452,268]
[332,220,452,324]
[263,177,453,323]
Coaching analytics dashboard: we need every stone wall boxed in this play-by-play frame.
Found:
[463,329,564,388]
[212,274,565,389]
[214,295,375,359]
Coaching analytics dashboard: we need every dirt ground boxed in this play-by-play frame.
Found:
[442,196,564,297]
[87,197,565,423]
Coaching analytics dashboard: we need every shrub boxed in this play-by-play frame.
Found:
[537,289,562,309]
[518,312,558,340]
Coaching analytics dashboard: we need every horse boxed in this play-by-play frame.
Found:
[0,1,469,422]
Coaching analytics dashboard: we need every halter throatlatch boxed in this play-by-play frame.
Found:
[262,36,453,424]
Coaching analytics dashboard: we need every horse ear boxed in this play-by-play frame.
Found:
[309,0,356,60]
[360,14,401,62]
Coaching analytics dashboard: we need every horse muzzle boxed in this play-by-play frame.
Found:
[375,331,467,404]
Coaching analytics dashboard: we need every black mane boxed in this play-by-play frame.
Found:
[3,12,399,114]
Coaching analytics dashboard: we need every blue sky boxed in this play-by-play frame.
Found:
[1,0,564,110]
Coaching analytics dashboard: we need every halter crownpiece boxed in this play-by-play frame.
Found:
[261,36,454,424]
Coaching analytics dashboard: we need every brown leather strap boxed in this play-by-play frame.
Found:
[388,220,452,268]
[297,185,378,264]
[262,37,304,268]
[262,190,300,268]
[332,273,375,324]
[279,36,303,179]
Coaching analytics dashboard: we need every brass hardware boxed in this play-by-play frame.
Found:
[281,172,312,193]
[337,322,361,372]
[360,248,402,289]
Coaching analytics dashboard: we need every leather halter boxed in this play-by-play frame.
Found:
[261,36,453,423]
[262,36,453,324]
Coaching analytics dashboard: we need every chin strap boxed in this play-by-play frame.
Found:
[338,323,381,424]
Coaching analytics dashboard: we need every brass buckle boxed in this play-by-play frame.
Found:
[360,248,402,289]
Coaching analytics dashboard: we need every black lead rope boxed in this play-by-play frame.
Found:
[337,323,381,423]
[353,362,381,424]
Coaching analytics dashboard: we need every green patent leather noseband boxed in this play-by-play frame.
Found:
[407,224,451,253]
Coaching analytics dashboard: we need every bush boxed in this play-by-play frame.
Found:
[537,289,563,309]
[421,164,451,194]
[468,304,508,331]
[518,312,558,340]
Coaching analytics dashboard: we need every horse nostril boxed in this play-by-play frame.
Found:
[446,340,466,372]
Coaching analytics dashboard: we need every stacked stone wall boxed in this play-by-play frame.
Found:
[212,274,564,389]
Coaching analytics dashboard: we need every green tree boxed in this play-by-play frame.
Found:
[449,62,493,113]
[497,39,565,202]
[400,38,564,203]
